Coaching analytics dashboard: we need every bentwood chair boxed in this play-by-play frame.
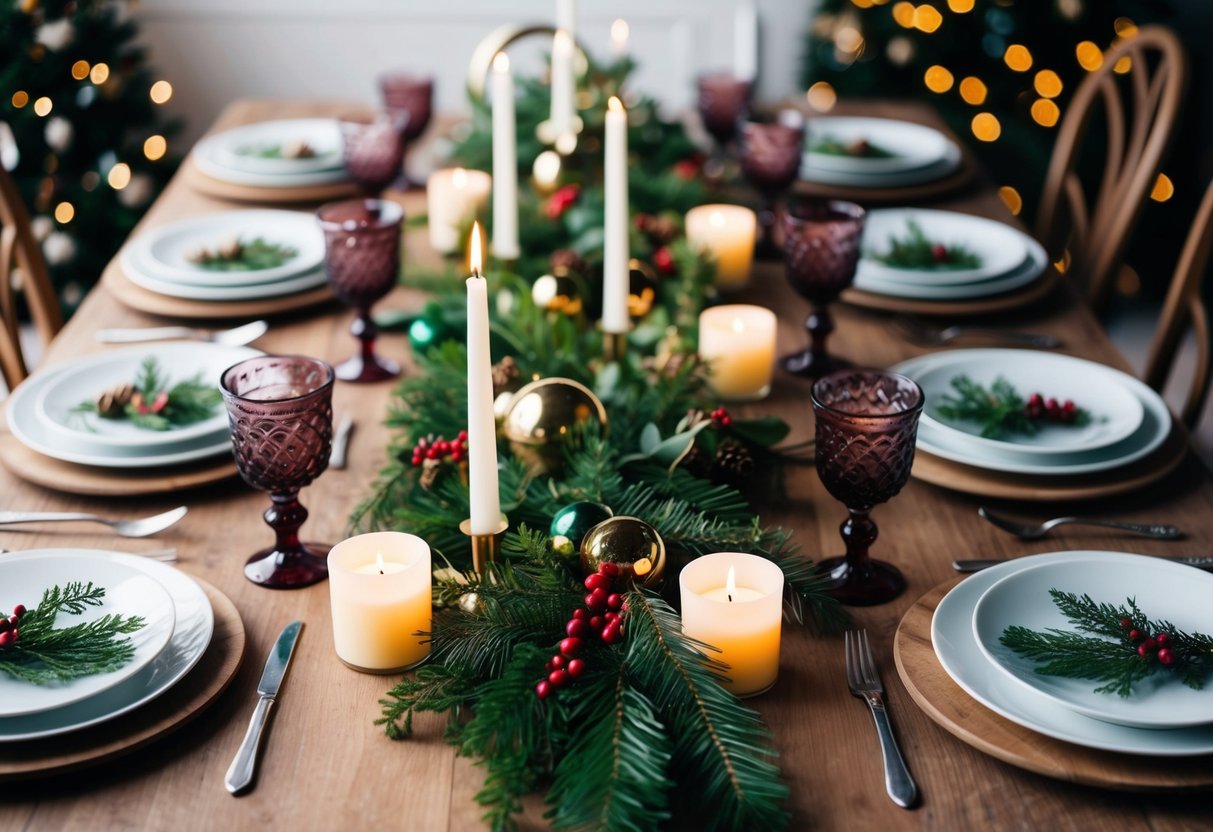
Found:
[0,164,61,390]
[1142,178,1213,429]
[1035,26,1186,316]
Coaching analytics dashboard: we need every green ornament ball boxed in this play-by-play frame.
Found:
[408,312,455,354]
[549,501,614,556]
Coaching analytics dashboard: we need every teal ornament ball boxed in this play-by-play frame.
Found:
[549,501,614,557]
[408,306,456,354]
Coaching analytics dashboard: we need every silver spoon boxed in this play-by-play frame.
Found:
[0,506,188,538]
[978,506,1183,540]
[95,320,268,346]
[892,316,1060,349]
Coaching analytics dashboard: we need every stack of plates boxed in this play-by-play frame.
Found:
[5,343,258,469]
[0,550,215,742]
[800,117,961,188]
[932,550,1213,756]
[120,210,326,302]
[892,349,1172,477]
[854,209,1047,300]
[190,118,348,188]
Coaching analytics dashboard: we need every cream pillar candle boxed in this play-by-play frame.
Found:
[698,304,776,400]
[601,96,630,334]
[328,532,432,673]
[679,552,784,697]
[550,28,575,142]
[685,204,757,291]
[426,167,491,255]
[734,1,758,82]
[490,53,520,261]
[466,224,501,534]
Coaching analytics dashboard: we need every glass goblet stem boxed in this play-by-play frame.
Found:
[754,194,780,261]
[244,491,331,588]
[264,490,308,556]
[818,508,907,606]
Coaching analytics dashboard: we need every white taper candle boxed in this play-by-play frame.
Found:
[465,223,501,533]
[490,53,520,260]
[601,96,630,335]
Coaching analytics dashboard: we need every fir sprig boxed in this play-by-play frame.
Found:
[935,374,1090,439]
[192,237,298,272]
[1000,590,1213,697]
[75,356,222,432]
[870,220,982,270]
[0,582,145,685]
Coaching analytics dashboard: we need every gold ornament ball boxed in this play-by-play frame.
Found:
[579,515,666,588]
[532,269,584,316]
[502,377,608,476]
[627,258,658,319]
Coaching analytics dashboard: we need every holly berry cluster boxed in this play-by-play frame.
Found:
[536,563,627,700]
[408,431,469,467]
[0,604,27,648]
[545,184,581,219]
[930,244,950,263]
[709,406,733,428]
[1121,617,1178,666]
[1024,393,1081,424]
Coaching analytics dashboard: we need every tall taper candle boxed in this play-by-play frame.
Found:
[465,223,501,533]
[550,28,575,142]
[601,96,630,335]
[734,2,758,82]
[490,53,520,260]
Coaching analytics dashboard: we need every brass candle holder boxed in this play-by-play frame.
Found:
[602,330,628,363]
[460,517,509,574]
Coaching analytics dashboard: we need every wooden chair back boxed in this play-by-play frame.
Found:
[0,165,61,390]
[1035,26,1186,315]
[1143,178,1213,429]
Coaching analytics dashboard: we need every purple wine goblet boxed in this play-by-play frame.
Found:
[378,72,434,190]
[221,355,335,589]
[739,111,805,260]
[339,112,407,195]
[696,72,752,168]
[780,199,865,378]
[317,198,404,383]
[812,370,923,605]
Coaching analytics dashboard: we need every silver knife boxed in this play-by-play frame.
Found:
[225,621,303,795]
[328,414,355,470]
[953,556,1213,573]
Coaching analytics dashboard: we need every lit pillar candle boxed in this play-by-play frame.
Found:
[610,18,629,59]
[550,28,575,142]
[679,552,784,697]
[685,204,757,291]
[426,167,491,256]
[328,532,432,673]
[734,1,758,83]
[698,304,776,400]
[490,53,520,261]
[601,96,630,335]
[466,223,501,534]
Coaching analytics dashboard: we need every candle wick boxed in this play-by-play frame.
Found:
[728,593,733,603]
[379,568,385,575]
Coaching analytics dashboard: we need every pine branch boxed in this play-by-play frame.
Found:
[377,663,473,740]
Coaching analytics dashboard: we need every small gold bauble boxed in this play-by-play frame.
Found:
[627,258,658,319]
[579,515,666,588]
[532,269,584,316]
[502,377,608,476]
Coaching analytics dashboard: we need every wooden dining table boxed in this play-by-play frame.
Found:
[2,99,1212,831]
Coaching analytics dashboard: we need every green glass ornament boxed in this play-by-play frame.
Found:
[549,501,614,556]
[408,313,454,354]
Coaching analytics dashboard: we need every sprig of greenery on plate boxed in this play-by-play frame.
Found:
[188,237,298,272]
[74,356,223,432]
[810,135,897,158]
[869,220,982,270]
[936,375,1090,439]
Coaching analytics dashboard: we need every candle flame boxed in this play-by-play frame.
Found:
[375,551,386,575]
[726,565,736,602]
[611,18,629,47]
[470,221,483,276]
[554,28,572,52]
[731,317,745,334]
[608,95,624,113]
[493,52,510,73]
[453,167,467,188]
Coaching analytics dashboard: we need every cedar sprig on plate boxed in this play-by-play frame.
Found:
[75,356,223,431]
[870,219,982,270]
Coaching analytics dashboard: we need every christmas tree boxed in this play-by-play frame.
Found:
[1,0,178,313]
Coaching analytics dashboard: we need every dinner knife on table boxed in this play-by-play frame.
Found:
[225,620,303,795]
[953,555,1213,573]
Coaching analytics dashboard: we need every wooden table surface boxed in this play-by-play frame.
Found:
[3,99,1212,832]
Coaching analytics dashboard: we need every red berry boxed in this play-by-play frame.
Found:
[1158,648,1175,666]
[1138,643,1153,658]
[599,563,620,577]
[601,622,623,645]
[585,573,609,592]
[548,669,570,687]
[544,660,553,672]
[572,608,588,620]
[567,658,585,678]
[458,430,468,440]
[1129,629,1142,641]
[566,619,590,638]
[586,587,609,611]
[604,611,619,623]
[12,605,25,618]
[932,243,949,262]
[1156,632,1172,647]
[0,631,12,647]
[1141,637,1158,652]
[653,246,676,275]
[536,680,551,699]
[1046,397,1058,410]
[1062,400,1076,413]
[589,615,604,631]
[426,448,440,460]
[607,593,623,611]
[560,637,583,656]
[411,455,423,466]
[1028,393,1044,407]
[1119,617,1132,629]
[551,655,566,670]
[0,619,8,634]
[450,450,464,462]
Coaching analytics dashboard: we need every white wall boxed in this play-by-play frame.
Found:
[138,0,816,147]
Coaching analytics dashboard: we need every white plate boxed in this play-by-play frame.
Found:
[893,350,1171,475]
[206,118,343,175]
[191,120,350,189]
[7,366,235,468]
[35,343,257,453]
[853,237,1047,299]
[801,140,961,187]
[121,210,324,288]
[932,550,1213,756]
[805,117,950,174]
[0,550,214,741]
[914,350,1144,455]
[124,263,327,302]
[972,556,1213,729]
[858,209,1029,286]
[0,555,175,717]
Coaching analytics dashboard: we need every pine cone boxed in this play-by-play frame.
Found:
[680,444,713,478]
[491,355,520,398]
[550,249,588,277]
[715,440,755,482]
[216,237,244,261]
[280,140,317,159]
[96,382,135,418]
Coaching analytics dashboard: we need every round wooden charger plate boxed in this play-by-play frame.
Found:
[841,271,1058,317]
[894,578,1213,791]
[0,578,246,781]
[101,263,335,321]
[0,427,238,496]
[180,156,360,204]
[910,417,1189,501]
[792,153,977,205]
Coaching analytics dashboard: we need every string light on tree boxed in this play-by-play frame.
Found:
[971,112,1001,142]
[1030,98,1060,127]
[1003,44,1033,71]
[924,64,954,93]
[143,135,167,161]
[806,81,837,111]
[892,2,914,28]
[959,76,987,105]
[70,60,89,80]
[107,162,131,190]
[11,91,29,108]
[1150,173,1174,203]
[1075,40,1103,71]
[1034,69,1063,97]
[89,62,109,84]
[150,80,173,104]
[998,186,1023,215]
[947,0,974,12]
[912,5,942,33]
[33,97,52,117]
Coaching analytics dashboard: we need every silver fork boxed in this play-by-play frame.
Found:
[978,507,1183,540]
[892,315,1060,349]
[845,629,918,809]
[0,506,188,537]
